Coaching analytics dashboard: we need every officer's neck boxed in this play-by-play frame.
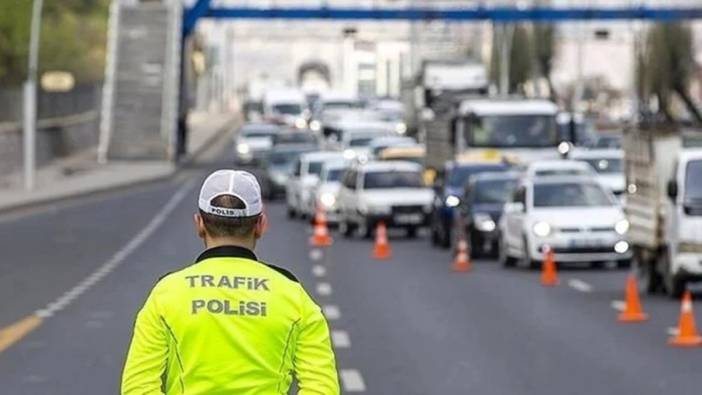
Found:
[205,236,256,252]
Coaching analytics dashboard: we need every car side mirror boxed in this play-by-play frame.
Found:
[667,179,678,201]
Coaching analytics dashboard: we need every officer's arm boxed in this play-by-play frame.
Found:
[121,287,169,395]
[294,289,340,395]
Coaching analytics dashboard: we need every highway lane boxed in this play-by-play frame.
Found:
[1,142,701,393]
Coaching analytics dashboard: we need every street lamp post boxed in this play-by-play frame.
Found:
[23,0,44,190]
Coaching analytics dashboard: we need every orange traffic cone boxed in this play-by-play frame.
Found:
[452,238,472,272]
[540,246,559,286]
[618,274,648,322]
[372,222,392,260]
[309,207,333,247]
[669,291,702,347]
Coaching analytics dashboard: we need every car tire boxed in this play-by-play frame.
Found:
[521,236,539,270]
[430,225,440,246]
[287,206,296,219]
[635,251,661,295]
[660,250,686,299]
[357,219,372,239]
[468,231,482,260]
[498,237,516,268]
[439,224,451,249]
[339,218,355,238]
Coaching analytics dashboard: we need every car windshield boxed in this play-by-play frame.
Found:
[473,179,517,204]
[469,115,557,148]
[534,169,589,177]
[579,158,622,174]
[364,171,424,189]
[325,101,360,110]
[325,168,346,182]
[275,133,316,145]
[273,104,302,115]
[268,149,308,166]
[349,137,374,147]
[557,121,597,146]
[685,160,702,200]
[243,131,276,139]
[448,165,509,188]
[533,182,614,207]
[594,135,622,149]
[307,161,324,176]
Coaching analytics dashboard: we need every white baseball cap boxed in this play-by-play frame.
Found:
[198,170,263,218]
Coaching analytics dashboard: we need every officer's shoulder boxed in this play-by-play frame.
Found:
[154,264,193,287]
[261,262,299,283]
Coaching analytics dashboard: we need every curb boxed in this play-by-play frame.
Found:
[0,115,238,216]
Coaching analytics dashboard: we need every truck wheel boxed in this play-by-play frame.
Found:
[668,277,686,300]
[339,218,355,238]
[356,220,372,239]
[659,250,685,299]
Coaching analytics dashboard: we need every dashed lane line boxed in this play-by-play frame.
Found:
[316,282,333,296]
[610,300,626,312]
[340,369,366,392]
[309,248,324,262]
[323,305,341,320]
[331,330,351,348]
[312,265,327,277]
[0,180,196,354]
[668,327,680,336]
[567,279,593,293]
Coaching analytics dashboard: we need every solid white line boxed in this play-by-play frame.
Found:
[340,369,366,392]
[610,300,626,312]
[316,282,332,296]
[312,265,326,277]
[567,279,593,293]
[331,330,351,348]
[323,305,341,320]
[34,180,196,318]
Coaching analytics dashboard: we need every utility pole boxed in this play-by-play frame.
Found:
[23,0,44,190]
[499,23,514,95]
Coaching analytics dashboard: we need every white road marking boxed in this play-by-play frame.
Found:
[312,265,326,277]
[35,180,196,319]
[340,369,366,392]
[316,282,332,296]
[667,327,680,336]
[610,300,626,312]
[322,305,341,320]
[309,249,324,261]
[567,279,593,293]
[331,330,351,348]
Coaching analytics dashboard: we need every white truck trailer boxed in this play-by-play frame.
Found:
[624,127,702,298]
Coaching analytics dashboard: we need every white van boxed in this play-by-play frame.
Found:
[263,89,308,129]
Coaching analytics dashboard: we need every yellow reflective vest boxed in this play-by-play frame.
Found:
[121,245,339,395]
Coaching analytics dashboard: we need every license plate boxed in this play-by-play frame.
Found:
[394,214,422,224]
[569,238,604,248]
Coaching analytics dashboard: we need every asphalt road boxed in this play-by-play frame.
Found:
[0,135,701,394]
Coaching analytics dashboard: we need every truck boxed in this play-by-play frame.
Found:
[401,59,488,137]
[624,126,702,298]
[424,98,560,170]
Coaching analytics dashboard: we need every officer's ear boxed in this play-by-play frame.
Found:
[194,213,207,240]
[254,212,268,239]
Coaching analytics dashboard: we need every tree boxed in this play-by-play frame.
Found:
[642,23,702,124]
[490,23,533,94]
[0,0,109,87]
[532,24,557,101]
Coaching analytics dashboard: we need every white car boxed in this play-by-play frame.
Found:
[570,149,625,196]
[234,123,280,164]
[286,151,344,219]
[498,176,632,268]
[335,122,397,160]
[338,161,434,238]
[524,159,597,179]
[310,160,350,224]
[369,136,417,158]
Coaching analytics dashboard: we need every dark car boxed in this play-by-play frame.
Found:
[262,144,317,199]
[455,172,520,258]
[556,113,597,147]
[592,133,622,149]
[429,161,512,248]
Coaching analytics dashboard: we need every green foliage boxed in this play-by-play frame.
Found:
[509,24,532,93]
[0,0,109,87]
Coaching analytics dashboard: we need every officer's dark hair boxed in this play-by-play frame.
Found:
[199,195,260,238]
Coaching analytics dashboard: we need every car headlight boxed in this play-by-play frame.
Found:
[474,213,496,232]
[445,195,460,208]
[532,221,552,237]
[237,143,250,155]
[295,118,307,129]
[615,219,630,235]
[310,120,321,132]
[395,122,407,134]
[320,193,336,208]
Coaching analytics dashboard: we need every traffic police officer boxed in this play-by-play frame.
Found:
[121,170,339,394]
